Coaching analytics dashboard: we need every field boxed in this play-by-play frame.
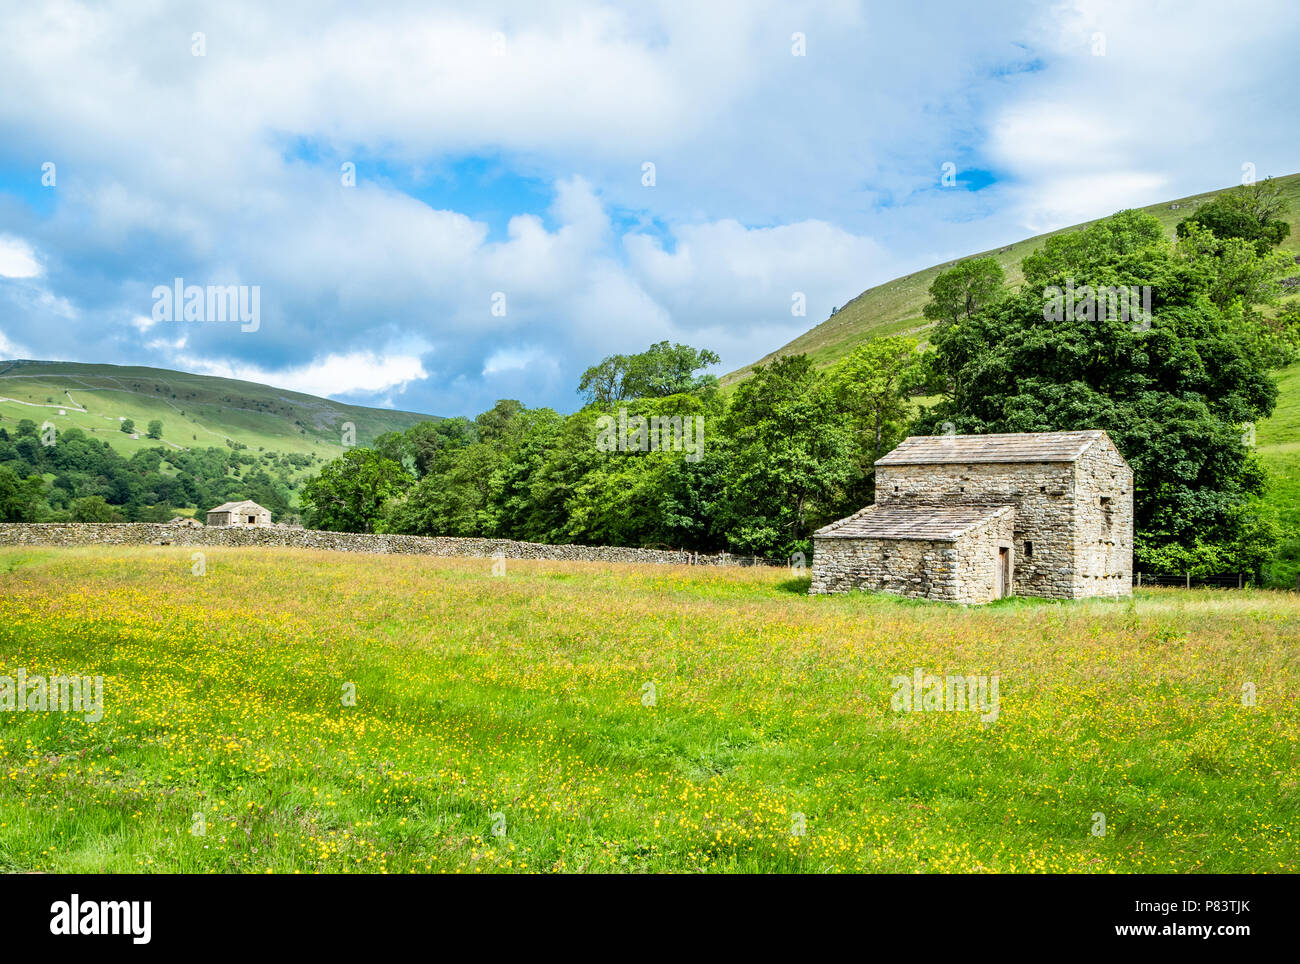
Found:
[1,546,1296,873]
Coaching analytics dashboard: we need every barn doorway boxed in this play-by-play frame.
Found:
[996,547,1011,598]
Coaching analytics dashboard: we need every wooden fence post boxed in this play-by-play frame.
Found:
[1136,571,1142,587]
[1185,572,1191,589]
[1238,573,1243,589]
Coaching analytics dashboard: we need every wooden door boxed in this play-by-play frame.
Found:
[997,547,1009,598]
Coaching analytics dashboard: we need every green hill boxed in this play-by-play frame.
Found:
[725,173,1300,586]
[727,172,1300,377]
[0,359,437,462]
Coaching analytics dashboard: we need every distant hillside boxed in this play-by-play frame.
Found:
[726,172,1300,378]
[0,360,437,460]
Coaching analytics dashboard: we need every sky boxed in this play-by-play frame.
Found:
[0,0,1297,417]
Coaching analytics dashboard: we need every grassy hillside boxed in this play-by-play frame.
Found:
[727,172,1300,377]
[1,546,1295,873]
[0,360,436,460]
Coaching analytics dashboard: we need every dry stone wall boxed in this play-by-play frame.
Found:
[0,523,771,568]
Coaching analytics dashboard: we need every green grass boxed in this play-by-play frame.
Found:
[1258,362,1300,587]
[0,360,437,459]
[1,546,1295,873]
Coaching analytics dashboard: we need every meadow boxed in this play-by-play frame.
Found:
[0,546,1296,873]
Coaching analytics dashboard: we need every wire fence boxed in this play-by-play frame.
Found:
[1134,572,1256,589]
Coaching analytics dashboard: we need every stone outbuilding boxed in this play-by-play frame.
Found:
[811,430,1133,603]
[205,500,273,527]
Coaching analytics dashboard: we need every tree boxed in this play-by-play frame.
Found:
[716,355,854,556]
[1176,220,1294,312]
[827,336,928,509]
[578,342,720,405]
[919,210,1280,576]
[300,448,411,532]
[147,419,163,439]
[1176,179,1292,255]
[0,465,46,522]
[922,257,1005,328]
[70,495,125,522]
[577,354,631,406]
[120,419,135,434]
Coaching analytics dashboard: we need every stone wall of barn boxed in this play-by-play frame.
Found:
[208,508,272,527]
[810,508,1013,604]
[874,461,1080,599]
[1070,440,1134,597]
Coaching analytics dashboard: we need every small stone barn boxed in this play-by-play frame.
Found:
[811,430,1133,603]
[205,500,272,527]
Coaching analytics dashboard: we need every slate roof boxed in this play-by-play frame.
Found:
[875,430,1106,466]
[207,500,268,514]
[814,504,1014,541]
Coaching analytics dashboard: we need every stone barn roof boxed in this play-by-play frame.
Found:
[875,430,1108,466]
[208,500,269,514]
[814,504,1014,541]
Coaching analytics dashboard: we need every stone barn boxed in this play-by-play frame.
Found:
[206,500,272,527]
[811,430,1133,603]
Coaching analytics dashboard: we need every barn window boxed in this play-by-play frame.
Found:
[248,515,256,523]
[1100,496,1111,505]
[1024,541,1033,557]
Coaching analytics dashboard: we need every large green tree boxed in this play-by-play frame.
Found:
[919,210,1285,575]
[1176,178,1292,255]
[578,342,719,405]
[827,335,928,510]
[717,354,854,557]
[921,256,1006,328]
[300,448,411,533]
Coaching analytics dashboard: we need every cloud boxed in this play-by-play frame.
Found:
[483,346,554,377]
[0,0,1295,416]
[178,351,429,400]
[0,326,30,358]
[0,236,41,278]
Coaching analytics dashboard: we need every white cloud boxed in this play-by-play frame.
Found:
[0,326,31,358]
[179,351,428,399]
[482,346,554,376]
[0,237,42,279]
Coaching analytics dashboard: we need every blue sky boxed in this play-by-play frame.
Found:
[1,0,1297,417]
